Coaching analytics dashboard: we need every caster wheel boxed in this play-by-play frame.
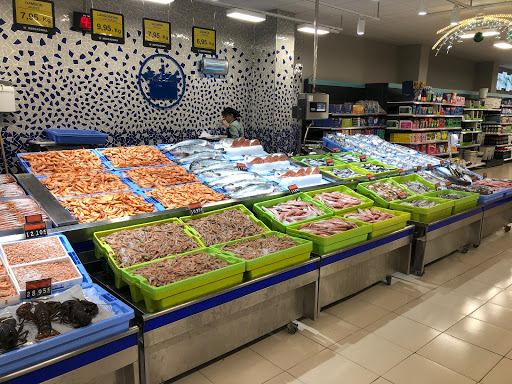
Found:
[505,225,511,233]
[415,270,425,277]
[287,322,298,334]
[386,276,392,286]
[473,244,480,248]
[460,247,469,254]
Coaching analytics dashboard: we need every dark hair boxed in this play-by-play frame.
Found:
[222,107,241,120]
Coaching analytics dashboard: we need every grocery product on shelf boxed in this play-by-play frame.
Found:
[365,182,411,201]
[401,181,432,194]
[399,199,438,208]
[12,261,81,289]
[60,192,155,223]
[20,149,105,176]
[474,179,512,189]
[125,165,199,188]
[0,184,25,198]
[451,184,499,195]
[344,208,395,223]
[274,167,322,188]
[160,140,211,152]
[2,236,68,265]
[0,260,6,275]
[223,138,266,158]
[333,152,361,163]
[220,234,299,259]
[146,183,225,209]
[0,277,17,299]
[436,193,466,200]
[329,168,363,179]
[228,183,279,199]
[101,146,171,168]
[356,163,392,174]
[0,197,49,231]
[41,171,129,198]
[189,159,237,173]
[298,218,359,237]
[176,150,224,164]
[312,191,362,210]
[262,197,326,224]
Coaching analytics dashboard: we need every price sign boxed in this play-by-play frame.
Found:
[326,158,334,166]
[72,11,91,33]
[360,156,367,163]
[440,160,445,165]
[188,202,203,216]
[471,176,476,182]
[427,164,432,170]
[237,163,248,171]
[331,148,341,153]
[483,173,488,179]
[13,0,55,35]
[398,169,406,176]
[90,9,124,44]
[446,181,452,189]
[143,18,171,49]
[417,166,422,171]
[192,26,216,55]
[24,214,47,239]
[397,192,407,200]
[288,184,300,194]
[367,174,376,181]
[25,278,51,299]
[435,183,442,191]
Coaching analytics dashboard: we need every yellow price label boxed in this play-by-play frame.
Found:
[144,19,170,44]
[91,10,123,38]
[14,0,54,28]
[193,27,215,51]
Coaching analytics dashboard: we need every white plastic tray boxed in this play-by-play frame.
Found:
[0,236,69,266]
[0,274,20,308]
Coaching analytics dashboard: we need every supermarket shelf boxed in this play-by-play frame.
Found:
[462,119,483,123]
[505,157,512,162]
[388,101,464,106]
[481,122,502,124]
[461,131,482,134]
[482,133,512,135]
[390,140,449,144]
[460,144,481,148]
[310,126,386,130]
[490,144,512,147]
[502,114,512,117]
[328,112,386,117]
[464,108,501,112]
[385,127,462,132]
[387,114,463,118]
[438,152,458,156]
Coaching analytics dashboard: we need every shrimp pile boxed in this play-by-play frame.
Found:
[0,197,48,231]
[184,209,265,246]
[231,138,260,147]
[262,197,326,224]
[299,218,359,237]
[42,171,128,198]
[102,222,201,268]
[131,252,230,287]
[0,277,17,298]
[221,235,298,260]
[2,237,67,266]
[12,261,80,289]
[312,191,362,210]
[279,167,320,178]
[125,165,198,188]
[60,192,155,223]
[0,183,25,198]
[0,259,6,275]
[366,182,411,201]
[20,149,105,175]
[101,146,171,168]
[344,208,395,223]
[0,174,16,184]
[147,183,225,210]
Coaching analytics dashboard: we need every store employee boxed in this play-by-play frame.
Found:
[221,107,245,138]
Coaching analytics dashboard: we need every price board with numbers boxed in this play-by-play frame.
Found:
[24,214,47,239]
[25,278,51,299]
[143,18,171,49]
[13,0,55,35]
[288,184,300,194]
[188,202,204,216]
[192,26,216,55]
[90,9,124,44]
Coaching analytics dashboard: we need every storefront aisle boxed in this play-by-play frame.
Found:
[173,229,512,384]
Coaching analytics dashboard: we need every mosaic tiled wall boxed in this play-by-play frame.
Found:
[0,0,300,172]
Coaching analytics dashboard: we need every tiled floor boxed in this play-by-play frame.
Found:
[171,165,512,384]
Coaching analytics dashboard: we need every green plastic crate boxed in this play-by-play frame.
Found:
[211,232,313,280]
[122,248,245,312]
[390,174,436,194]
[357,178,416,208]
[181,204,271,246]
[422,189,479,215]
[389,196,454,223]
[291,154,346,167]
[342,207,410,239]
[304,185,374,216]
[353,159,398,177]
[93,218,204,289]
[330,151,365,164]
[286,217,372,255]
[252,193,334,233]
[319,164,369,182]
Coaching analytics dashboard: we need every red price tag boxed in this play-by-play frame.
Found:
[25,278,52,299]
[471,176,476,182]
[417,166,422,171]
[435,183,442,191]
[360,156,367,162]
[188,202,203,215]
[25,214,43,223]
[440,160,445,165]
[237,163,248,171]
[326,158,334,166]
[367,174,376,181]
[483,173,488,179]
[427,164,432,170]
[288,184,300,194]
[332,148,340,153]
[446,181,452,188]
[24,215,47,239]
[397,192,407,200]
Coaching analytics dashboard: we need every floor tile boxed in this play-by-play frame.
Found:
[250,330,325,371]
[299,311,359,347]
[470,303,512,332]
[419,286,485,315]
[173,371,213,384]
[324,297,390,328]
[370,379,393,384]
[445,317,512,356]
[365,312,440,352]
[418,258,474,286]
[417,333,501,382]
[263,372,303,384]
[394,298,465,331]
[387,278,434,298]
[470,264,512,289]
[489,290,512,309]
[330,329,412,375]
[481,358,512,384]
[448,246,500,266]
[357,283,416,311]
[441,275,503,301]
[383,354,476,384]
[200,348,282,384]
[288,349,378,384]
[477,253,512,271]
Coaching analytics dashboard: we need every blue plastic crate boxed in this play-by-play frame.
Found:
[57,234,92,285]
[477,190,508,204]
[0,283,134,377]
[322,137,352,152]
[45,129,108,145]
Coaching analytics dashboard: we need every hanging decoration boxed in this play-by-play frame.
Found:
[432,14,512,55]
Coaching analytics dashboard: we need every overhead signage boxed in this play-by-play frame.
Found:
[192,26,216,55]
[13,0,56,35]
[143,18,171,49]
[90,9,124,44]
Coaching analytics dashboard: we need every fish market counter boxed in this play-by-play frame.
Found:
[409,206,484,275]
[0,327,139,384]
[481,195,512,238]
[318,226,413,309]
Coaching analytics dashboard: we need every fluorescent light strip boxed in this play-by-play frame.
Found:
[297,24,330,34]
[494,41,512,49]
[419,0,427,16]
[226,9,266,23]
[146,0,174,3]
[460,30,499,39]
[357,18,365,35]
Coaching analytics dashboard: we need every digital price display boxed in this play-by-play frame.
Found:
[90,9,124,44]
[143,18,171,49]
[72,11,91,33]
[192,26,216,55]
[12,0,55,35]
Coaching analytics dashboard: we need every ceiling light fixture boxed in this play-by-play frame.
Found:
[357,18,365,35]
[494,40,512,49]
[226,8,266,23]
[146,0,174,3]
[460,30,499,38]
[297,24,330,34]
[418,0,427,16]
[450,6,459,25]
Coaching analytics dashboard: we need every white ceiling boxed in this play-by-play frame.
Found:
[218,0,512,65]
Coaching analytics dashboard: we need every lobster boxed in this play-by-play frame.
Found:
[0,317,28,353]
[59,299,99,328]
[16,301,61,340]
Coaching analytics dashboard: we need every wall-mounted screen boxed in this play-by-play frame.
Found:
[497,71,512,92]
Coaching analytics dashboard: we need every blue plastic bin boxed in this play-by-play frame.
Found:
[322,137,352,152]
[45,129,108,145]
[0,283,134,377]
